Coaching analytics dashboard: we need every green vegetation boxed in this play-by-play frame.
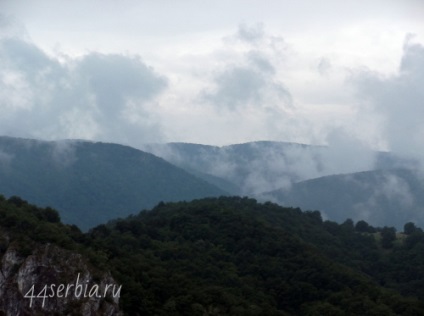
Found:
[2,195,424,315]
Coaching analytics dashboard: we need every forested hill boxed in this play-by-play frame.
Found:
[3,195,424,315]
[91,196,424,315]
[0,136,226,230]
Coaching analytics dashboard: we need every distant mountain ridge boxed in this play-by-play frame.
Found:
[141,141,323,195]
[266,168,424,229]
[141,141,424,228]
[141,140,411,193]
[1,136,422,230]
[0,136,227,230]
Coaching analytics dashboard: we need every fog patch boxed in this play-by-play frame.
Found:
[143,137,378,196]
[350,171,419,227]
[0,150,13,169]
[318,129,377,176]
[50,140,78,167]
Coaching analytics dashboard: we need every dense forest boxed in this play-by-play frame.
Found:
[2,195,424,315]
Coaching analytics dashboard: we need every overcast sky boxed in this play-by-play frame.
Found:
[0,0,423,159]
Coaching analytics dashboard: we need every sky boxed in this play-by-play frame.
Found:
[0,0,423,161]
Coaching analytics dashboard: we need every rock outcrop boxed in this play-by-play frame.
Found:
[0,238,122,315]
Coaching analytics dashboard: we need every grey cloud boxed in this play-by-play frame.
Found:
[204,66,267,109]
[203,55,291,111]
[379,174,414,208]
[317,57,331,76]
[0,38,66,135]
[351,172,418,226]
[0,14,25,39]
[236,23,265,43]
[76,53,167,114]
[0,37,167,145]
[400,40,424,79]
[0,14,8,28]
[72,53,168,145]
[203,24,291,112]
[247,51,275,74]
[353,40,424,165]
[318,129,376,176]
[0,38,58,78]
[204,64,291,111]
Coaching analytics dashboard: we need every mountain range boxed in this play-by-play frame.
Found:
[142,141,424,229]
[2,135,424,314]
[1,136,423,230]
[0,136,226,230]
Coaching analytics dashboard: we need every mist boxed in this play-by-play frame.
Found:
[141,135,379,196]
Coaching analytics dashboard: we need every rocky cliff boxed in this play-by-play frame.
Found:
[0,235,122,316]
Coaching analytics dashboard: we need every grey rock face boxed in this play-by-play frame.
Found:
[0,240,122,315]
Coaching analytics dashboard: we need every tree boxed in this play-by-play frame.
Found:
[341,219,354,232]
[404,222,417,235]
[355,220,376,233]
[305,210,322,223]
[381,227,396,249]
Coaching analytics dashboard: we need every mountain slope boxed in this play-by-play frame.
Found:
[89,196,424,315]
[141,141,321,195]
[267,168,424,229]
[3,195,424,315]
[0,136,226,230]
[141,141,411,196]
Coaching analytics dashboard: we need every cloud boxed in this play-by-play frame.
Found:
[352,37,424,165]
[351,172,418,227]
[379,174,414,208]
[202,24,292,113]
[317,57,332,76]
[236,23,265,44]
[76,53,166,111]
[0,14,26,39]
[247,51,275,74]
[71,53,168,145]
[0,150,13,169]
[50,139,78,167]
[203,61,291,111]
[0,35,167,146]
[204,66,267,109]
[144,138,377,197]
[235,131,376,194]
[318,128,376,176]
